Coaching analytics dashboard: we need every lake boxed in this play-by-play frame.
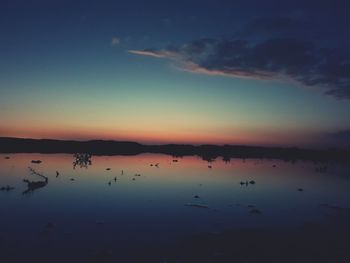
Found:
[1,153,350,262]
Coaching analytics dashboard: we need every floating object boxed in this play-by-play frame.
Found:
[173,160,178,162]
[106,168,111,171]
[208,165,212,168]
[132,178,136,181]
[135,173,141,177]
[70,178,75,181]
[108,181,111,186]
[272,165,276,168]
[4,156,10,159]
[155,163,159,167]
[31,160,42,164]
[56,171,59,177]
[194,195,200,199]
[249,180,255,184]
[297,188,304,192]
[114,177,117,182]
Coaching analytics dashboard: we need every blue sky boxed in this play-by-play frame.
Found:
[1,0,350,147]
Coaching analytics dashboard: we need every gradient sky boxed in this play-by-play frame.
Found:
[1,0,350,147]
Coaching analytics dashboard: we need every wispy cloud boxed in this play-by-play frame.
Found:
[128,16,350,100]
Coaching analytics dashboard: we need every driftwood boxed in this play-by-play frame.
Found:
[23,167,48,195]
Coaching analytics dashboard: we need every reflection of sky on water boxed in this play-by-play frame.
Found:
[1,153,350,258]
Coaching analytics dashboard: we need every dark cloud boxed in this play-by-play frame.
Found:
[129,16,350,99]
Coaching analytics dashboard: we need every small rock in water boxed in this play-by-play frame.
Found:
[106,168,111,171]
[70,178,75,181]
[272,164,276,168]
[297,188,304,192]
[114,177,117,182]
[208,165,212,168]
[132,178,136,181]
[4,156,10,159]
[56,171,60,177]
[194,195,200,199]
[249,180,255,184]
[31,160,42,164]
[172,160,178,162]
[108,181,111,186]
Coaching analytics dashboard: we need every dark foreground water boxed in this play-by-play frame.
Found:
[1,153,350,262]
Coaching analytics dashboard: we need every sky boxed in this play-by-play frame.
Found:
[1,0,350,147]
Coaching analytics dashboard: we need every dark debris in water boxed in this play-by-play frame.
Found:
[0,185,15,191]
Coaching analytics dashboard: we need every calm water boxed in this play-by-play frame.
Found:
[1,153,350,262]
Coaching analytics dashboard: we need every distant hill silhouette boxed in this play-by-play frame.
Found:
[0,137,349,163]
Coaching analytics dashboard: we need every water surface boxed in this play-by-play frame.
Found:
[1,153,350,262]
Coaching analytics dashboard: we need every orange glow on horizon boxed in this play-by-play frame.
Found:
[0,123,318,147]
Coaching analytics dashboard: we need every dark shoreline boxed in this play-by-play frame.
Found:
[1,137,349,163]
